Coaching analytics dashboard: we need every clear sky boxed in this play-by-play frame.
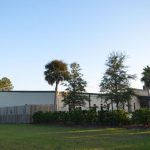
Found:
[0,0,150,92]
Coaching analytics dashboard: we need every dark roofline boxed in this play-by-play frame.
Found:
[138,96,150,100]
[0,88,142,93]
[1,90,142,96]
[0,90,104,95]
[0,91,55,93]
[132,88,143,90]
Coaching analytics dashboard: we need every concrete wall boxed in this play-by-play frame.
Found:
[134,89,149,96]
[57,93,141,112]
[0,91,55,107]
[0,90,143,112]
[130,96,141,111]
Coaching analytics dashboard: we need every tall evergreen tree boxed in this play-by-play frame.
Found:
[100,52,135,111]
[63,63,87,111]
[44,60,69,111]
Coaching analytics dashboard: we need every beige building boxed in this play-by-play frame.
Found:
[57,88,149,112]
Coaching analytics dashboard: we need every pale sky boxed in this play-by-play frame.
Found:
[0,0,150,92]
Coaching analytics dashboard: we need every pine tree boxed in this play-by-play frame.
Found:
[63,63,87,111]
[100,52,135,111]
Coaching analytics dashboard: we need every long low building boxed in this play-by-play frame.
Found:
[0,91,55,107]
[0,89,149,112]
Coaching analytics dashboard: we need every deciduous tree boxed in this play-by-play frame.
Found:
[0,77,13,91]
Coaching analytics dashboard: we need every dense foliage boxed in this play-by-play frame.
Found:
[132,109,150,125]
[44,60,69,111]
[100,52,136,111]
[33,109,130,126]
[33,108,150,126]
[141,65,150,96]
[0,77,13,91]
[62,63,87,111]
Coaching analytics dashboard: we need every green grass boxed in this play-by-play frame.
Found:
[0,125,149,150]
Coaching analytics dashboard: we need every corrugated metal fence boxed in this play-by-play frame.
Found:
[0,104,54,123]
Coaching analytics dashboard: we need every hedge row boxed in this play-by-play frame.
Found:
[32,109,150,126]
[32,109,130,126]
[132,109,150,125]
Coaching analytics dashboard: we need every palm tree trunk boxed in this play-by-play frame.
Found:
[54,82,58,111]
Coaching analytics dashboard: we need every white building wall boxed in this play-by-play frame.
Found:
[57,93,68,111]
[57,92,141,112]
[0,91,55,107]
[130,96,141,111]
[0,90,143,112]
[134,89,149,96]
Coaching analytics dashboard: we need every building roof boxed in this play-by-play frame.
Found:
[0,88,148,97]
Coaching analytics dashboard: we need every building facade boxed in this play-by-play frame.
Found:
[0,89,149,112]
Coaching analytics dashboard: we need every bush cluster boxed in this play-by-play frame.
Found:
[97,110,130,126]
[32,109,130,126]
[132,109,150,125]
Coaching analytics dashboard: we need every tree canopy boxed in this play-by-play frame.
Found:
[62,62,87,111]
[100,52,136,111]
[44,60,69,111]
[141,65,150,96]
[141,66,150,89]
[0,77,13,91]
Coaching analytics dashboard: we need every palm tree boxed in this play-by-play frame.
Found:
[44,60,69,111]
[141,65,150,96]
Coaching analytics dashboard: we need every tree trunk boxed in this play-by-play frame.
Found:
[127,100,132,112]
[147,88,150,109]
[54,82,58,111]
[123,103,125,110]
[89,93,91,109]
[116,102,119,111]
[111,100,113,111]
[148,88,150,96]
[69,105,71,112]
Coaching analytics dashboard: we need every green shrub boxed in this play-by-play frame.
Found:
[84,110,97,124]
[32,111,45,123]
[43,111,51,123]
[58,111,70,123]
[32,110,130,126]
[32,111,70,124]
[69,109,85,125]
[132,109,150,125]
[98,110,130,126]
[54,111,70,123]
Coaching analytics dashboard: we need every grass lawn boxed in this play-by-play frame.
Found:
[0,125,149,150]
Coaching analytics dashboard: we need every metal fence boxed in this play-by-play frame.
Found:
[0,104,54,123]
